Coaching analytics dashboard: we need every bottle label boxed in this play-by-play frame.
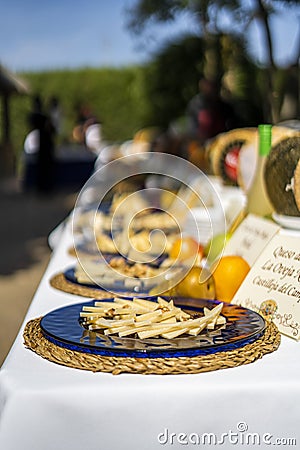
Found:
[224,146,240,182]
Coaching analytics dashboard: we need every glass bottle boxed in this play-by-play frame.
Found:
[246,124,273,216]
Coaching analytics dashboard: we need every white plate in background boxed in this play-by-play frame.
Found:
[272,213,300,230]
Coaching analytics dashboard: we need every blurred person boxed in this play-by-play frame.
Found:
[72,103,102,151]
[151,127,188,159]
[186,78,238,143]
[27,95,56,193]
[48,96,63,136]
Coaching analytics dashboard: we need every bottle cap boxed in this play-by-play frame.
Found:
[258,124,272,156]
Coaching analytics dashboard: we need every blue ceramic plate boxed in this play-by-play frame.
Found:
[40,297,266,358]
[74,241,169,267]
[75,241,119,257]
[64,266,156,296]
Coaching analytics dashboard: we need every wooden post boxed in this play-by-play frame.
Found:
[0,94,15,177]
[3,94,10,143]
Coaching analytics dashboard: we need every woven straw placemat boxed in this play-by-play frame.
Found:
[50,272,116,299]
[68,246,77,257]
[23,318,280,375]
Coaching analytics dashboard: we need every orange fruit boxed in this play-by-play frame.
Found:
[212,255,250,302]
[170,236,204,262]
[166,267,215,299]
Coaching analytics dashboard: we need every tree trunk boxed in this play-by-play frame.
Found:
[0,95,15,178]
[256,0,280,123]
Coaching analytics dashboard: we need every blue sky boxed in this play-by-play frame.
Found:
[0,0,299,72]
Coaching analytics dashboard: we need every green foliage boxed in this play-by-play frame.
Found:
[141,33,265,129]
[126,0,300,122]
[218,34,265,125]
[141,35,205,128]
[126,0,186,32]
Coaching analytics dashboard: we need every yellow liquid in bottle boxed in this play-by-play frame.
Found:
[246,125,274,217]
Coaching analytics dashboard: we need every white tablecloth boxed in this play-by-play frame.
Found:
[0,222,300,450]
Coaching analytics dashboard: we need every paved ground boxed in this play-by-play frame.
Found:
[0,178,78,366]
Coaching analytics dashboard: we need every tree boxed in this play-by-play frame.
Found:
[141,35,206,128]
[126,0,300,123]
[140,34,264,130]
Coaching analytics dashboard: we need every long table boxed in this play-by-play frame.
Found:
[0,220,300,450]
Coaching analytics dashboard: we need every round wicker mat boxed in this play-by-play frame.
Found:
[23,318,280,375]
[68,246,77,257]
[50,272,123,299]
